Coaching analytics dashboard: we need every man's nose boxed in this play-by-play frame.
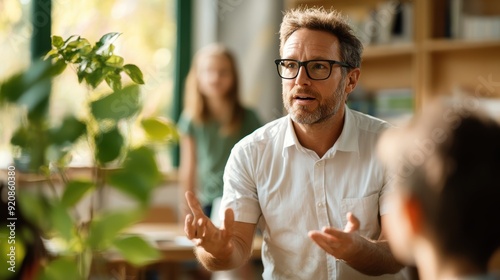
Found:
[295,65,311,86]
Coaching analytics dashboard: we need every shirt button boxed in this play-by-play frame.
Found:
[317,202,322,207]
[316,162,322,167]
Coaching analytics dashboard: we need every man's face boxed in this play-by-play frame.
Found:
[281,28,348,125]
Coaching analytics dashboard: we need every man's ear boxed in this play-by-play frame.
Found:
[344,68,361,95]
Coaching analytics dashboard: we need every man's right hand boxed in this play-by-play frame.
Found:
[184,191,235,259]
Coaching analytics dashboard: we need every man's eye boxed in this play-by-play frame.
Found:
[283,62,298,69]
[311,63,327,70]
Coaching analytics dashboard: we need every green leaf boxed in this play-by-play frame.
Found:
[0,59,64,104]
[112,235,160,266]
[104,72,122,92]
[44,48,59,60]
[90,85,141,121]
[98,32,122,44]
[0,72,23,102]
[20,78,51,117]
[49,59,68,76]
[0,228,26,279]
[95,32,121,54]
[69,52,81,63]
[76,70,85,83]
[18,191,52,234]
[87,210,141,250]
[79,44,92,56]
[11,123,49,171]
[27,93,50,122]
[10,126,30,148]
[51,35,64,49]
[123,64,145,84]
[65,38,91,53]
[102,66,115,75]
[141,117,178,142]
[37,257,81,280]
[108,146,161,205]
[95,126,124,164]
[49,116,86,145]
[49,203,74,241]
[63,35,79,46]
[61,180,95,208]
[105,55,124,67]
[84,67,104,89]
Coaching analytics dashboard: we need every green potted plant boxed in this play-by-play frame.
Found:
[0,32,178,280]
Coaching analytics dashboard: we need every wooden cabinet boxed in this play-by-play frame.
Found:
[284,0,500,114]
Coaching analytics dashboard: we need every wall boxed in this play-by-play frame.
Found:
[193,0,285,123]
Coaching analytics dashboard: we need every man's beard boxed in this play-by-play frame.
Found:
[283,78,346,125]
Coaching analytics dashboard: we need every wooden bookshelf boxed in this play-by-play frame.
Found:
[424,39,500,52]
[285,0,500,111]
[363,43,415,58]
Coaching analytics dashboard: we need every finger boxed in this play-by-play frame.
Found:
[197,217,207,238]
[309,230,341,246]
[344,212,360,233]
[322,226,347,241]
[308,231,340,254]
[185,191,206,219]
[185,214,196,239]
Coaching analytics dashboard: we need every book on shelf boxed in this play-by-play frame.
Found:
[373,88,413,126]
[462,15,500,40]
[449,0,464,38]
[448,0,500,40]
[347,0,413,46]
[348,87,413,126]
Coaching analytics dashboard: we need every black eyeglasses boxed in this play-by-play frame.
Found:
[274,59,352,80]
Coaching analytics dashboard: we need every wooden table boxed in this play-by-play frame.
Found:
[107,223,263,280]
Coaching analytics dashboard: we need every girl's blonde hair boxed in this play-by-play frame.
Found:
[183,43,244,135]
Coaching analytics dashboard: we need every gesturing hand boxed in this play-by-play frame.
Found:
[184,191,235,258]
[308,212,362,261]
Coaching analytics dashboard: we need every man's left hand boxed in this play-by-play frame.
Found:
[308,212,363,261]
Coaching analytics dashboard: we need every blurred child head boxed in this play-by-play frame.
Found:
[184,43,244,134]
[377,99,500,274]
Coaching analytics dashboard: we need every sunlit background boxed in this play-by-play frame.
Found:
[0,0,176,170]
[1,0,500,279]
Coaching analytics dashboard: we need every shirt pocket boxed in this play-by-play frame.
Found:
[340,193,380,239]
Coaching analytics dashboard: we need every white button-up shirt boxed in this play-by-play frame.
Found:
[220,106,403,280]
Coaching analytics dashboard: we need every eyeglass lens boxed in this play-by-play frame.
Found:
[278,60,332,80]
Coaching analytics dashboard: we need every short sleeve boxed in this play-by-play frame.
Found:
[379,174,395,216]
[219,141,262,224]
[177,111,195,136]
[241,108,263,137]
[378,144,395,216]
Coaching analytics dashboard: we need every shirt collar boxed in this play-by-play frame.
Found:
[333,105,359,154]
[282,105,360,158]
[283,115,299,157]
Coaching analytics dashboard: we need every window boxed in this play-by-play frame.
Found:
[0,0,177,171]
[0,1,32,166]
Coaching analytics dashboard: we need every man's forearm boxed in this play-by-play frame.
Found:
[194,238,250,271]
[344,239,403,276]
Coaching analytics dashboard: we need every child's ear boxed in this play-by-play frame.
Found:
[344,68,360,95]
[403,195,424,236]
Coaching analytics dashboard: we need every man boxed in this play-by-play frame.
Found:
[377,100,500,280]
[184,7,405,279]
